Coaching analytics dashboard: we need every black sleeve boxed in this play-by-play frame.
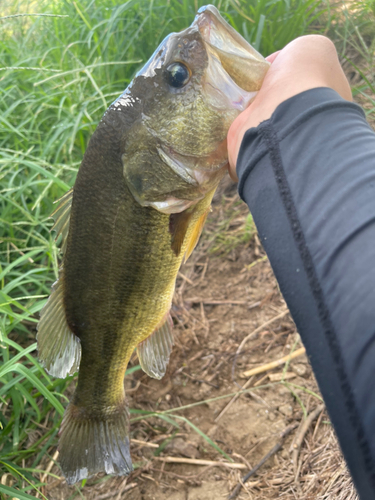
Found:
[237,87,375,499]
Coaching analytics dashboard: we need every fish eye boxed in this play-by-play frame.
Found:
[165,62,190,88]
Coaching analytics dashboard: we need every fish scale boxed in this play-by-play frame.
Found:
[36,4,269,484]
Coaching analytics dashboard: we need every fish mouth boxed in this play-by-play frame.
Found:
[193,5,270,103]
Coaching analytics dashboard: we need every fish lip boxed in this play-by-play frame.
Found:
[192,4,270,93]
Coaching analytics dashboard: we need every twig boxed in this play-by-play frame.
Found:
[268,372,296,382]
[244,255,268,271]
[127,379,141,393]
[248,301,261,310]
[132,439,159,448]
[291,404,325,480]
[96,484,137,500]
[155,457,247,469]
[140,473,157,483]
[182,371,219,389]
[228,423,298,500]
[40,449,59,484]
[178,271,194,285]
[232,310,289,381]
[44,478,64,490]
[200,301,209,337]
[185,298,249,305]
[10,241,34,262]
[199,259,208,282]
[312,406,324,441]
[157,461,166,481]
[240,347,306,378]
[206,359,224,382]
[115,477,130,500]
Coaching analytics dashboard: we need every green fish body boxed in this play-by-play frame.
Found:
[37,5,269,484]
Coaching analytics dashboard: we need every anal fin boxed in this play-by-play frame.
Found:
[37,277,81,378]
[137,315,174,380]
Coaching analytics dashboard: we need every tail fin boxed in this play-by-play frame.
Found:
[58,402,133,484]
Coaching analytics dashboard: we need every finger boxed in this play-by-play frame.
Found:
[265,51,280,64]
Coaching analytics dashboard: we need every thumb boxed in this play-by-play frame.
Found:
[266,51,281,64]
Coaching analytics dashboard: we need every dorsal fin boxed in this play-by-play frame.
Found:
[137,315,174,380]
[51,188,73,254]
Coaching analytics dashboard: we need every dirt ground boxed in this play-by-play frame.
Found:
[40,178,359,500]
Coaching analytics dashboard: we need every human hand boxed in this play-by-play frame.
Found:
[227,35,352,181]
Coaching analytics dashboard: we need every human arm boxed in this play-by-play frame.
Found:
[227,36,375,499]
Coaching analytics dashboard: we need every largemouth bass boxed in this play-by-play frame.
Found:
[37,5,269,484]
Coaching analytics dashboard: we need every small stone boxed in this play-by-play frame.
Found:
[268,411,277,421]
[278,403,293,416]
[165,437,200,459]
[198,383,212,398]
[292,363,307,377]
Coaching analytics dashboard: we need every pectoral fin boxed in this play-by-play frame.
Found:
[184,208,210,263]
[37,188,80,378]
[51,188,73,254]
[169,211,194,257]
[37,277,81,378]
[137,315,174,380]
[169,206,210,259]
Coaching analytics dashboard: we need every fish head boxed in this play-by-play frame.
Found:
[120,5,270,213]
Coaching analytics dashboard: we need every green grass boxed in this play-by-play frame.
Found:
[0,0,330,497]
[329,0,375,120]
[205,199,257,256]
